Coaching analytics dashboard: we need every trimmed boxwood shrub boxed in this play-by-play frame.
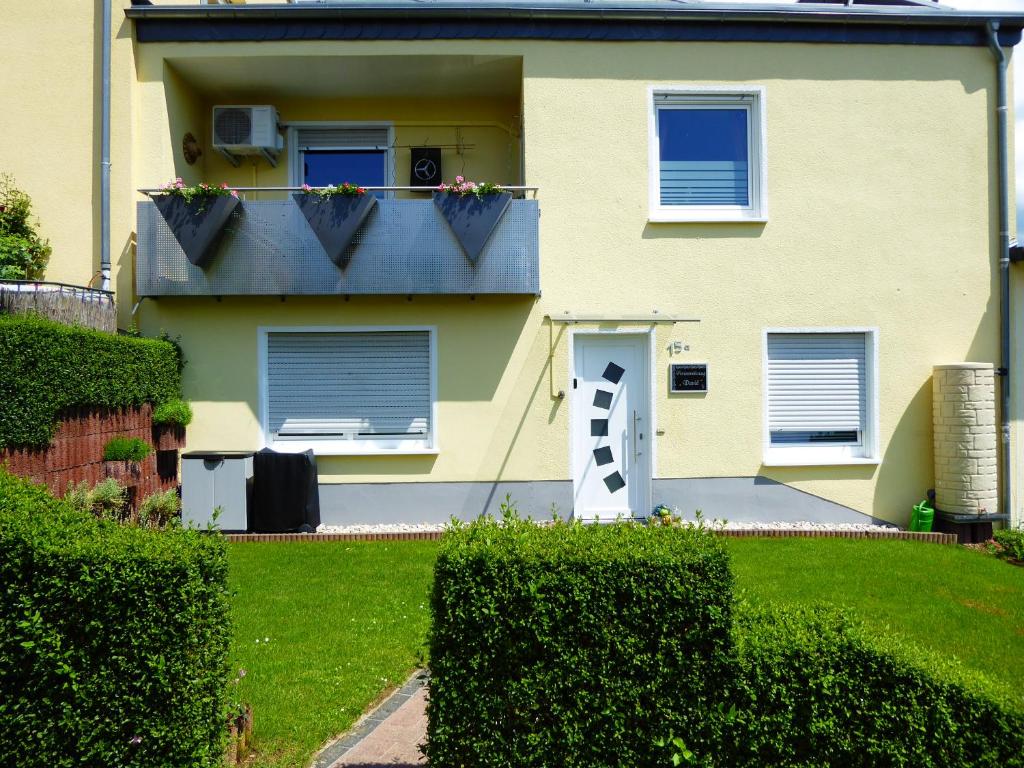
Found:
[426,517,734,768]
[0,468,231,768]
[723,603,1024,768]
[0,314,181,448]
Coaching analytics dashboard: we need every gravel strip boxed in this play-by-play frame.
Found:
[316,520,898,534]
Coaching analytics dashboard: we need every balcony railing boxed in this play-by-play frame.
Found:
[135,187,540,297]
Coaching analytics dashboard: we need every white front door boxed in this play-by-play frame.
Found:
[572,333,651,520]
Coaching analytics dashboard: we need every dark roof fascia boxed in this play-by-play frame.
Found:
[126,3,1024,47]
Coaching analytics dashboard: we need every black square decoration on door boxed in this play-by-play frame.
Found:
[593,446,614,466]
[410,148,443,187]
[593,390,613,409]
[591,419,609,437]
[602,362,625,384]
[603,471,626,493]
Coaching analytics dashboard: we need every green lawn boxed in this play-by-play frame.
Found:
[227,541,439,768]
[727,538,1024,698]
[228,537,1024,768]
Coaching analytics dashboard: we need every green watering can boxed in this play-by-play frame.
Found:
[910,500,934,533]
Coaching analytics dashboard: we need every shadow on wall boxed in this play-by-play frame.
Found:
[871,376,934,528]
[471,317,569,511]
[115,235,134,328]
[527,43,988,94]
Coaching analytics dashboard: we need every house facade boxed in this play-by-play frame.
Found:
[3,0,1024,527]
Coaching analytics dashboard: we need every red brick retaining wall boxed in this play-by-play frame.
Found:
[225,529,957,545]
[0,405,179,501]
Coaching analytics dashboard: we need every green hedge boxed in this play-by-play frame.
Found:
[0,314,181,448]
[724,603,1024,768]
[426,517,734,767]
[0,468,231,768]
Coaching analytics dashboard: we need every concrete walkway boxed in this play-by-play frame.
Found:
[313,671,428,768]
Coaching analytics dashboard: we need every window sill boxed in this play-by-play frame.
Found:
[762,453,880,468]
[648,211,767,224]
[267,440,439,457]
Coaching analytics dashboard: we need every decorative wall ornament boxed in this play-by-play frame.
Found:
[182,132,203,165]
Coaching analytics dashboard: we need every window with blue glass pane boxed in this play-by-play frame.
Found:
[657,108,749,207]
[303,150,388,196]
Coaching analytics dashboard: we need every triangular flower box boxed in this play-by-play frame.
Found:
[152,194,239,269]
[293,193,377,268]
[433,191,513,262]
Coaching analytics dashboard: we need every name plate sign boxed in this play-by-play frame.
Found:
[670,363,707,393]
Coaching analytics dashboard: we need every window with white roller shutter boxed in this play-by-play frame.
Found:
[263,329,435,453]
[764,330,878,464]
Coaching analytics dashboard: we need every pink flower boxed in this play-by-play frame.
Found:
[175,179,184,189]
[455,175,464,184]
[301,183,311,192]
[230,189,239,198]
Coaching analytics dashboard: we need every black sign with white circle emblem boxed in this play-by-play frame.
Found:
[410,148,442,187]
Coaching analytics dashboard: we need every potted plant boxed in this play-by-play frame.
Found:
[433,177,513,262]
[293,182,376,268]
[102,437,151,485]
[151,179,239,268]
[151,399,192,451]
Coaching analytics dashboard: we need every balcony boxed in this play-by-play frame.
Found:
[135,187,540,297]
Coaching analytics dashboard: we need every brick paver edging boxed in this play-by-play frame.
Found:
[225,529,956,544]
[225,531,444,542]
[715,529,957,545]
[311,670,428,768]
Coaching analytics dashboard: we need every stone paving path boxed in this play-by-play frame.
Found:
[313,671,428,768]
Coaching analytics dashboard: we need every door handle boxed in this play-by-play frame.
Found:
[632,410,641,460]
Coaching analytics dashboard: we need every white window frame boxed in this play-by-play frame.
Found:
[257,325,439,456]
[286,121,396,193]
[648,85,767,223]
[762,327,879,467]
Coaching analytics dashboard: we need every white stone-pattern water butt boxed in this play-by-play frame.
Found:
[932,363,998,516]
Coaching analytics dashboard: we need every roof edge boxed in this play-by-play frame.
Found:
[124,1,1024,27]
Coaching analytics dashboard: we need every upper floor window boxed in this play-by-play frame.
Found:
[289,124,394,197]
[649,87,766,222]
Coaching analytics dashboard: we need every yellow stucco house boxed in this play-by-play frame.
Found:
[3,0,1024,528]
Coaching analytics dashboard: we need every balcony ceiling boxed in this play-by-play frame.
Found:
[168,55,522,101]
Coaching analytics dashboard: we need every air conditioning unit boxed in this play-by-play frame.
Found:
[212,105,284,166]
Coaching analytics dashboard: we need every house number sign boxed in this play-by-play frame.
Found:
[670,363,707,393]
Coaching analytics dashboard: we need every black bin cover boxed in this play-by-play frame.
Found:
[251,448,321,533]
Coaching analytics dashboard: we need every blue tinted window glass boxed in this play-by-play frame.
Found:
[303,150,387,195]
[658,108,749,207]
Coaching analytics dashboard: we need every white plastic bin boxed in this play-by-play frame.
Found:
[181,451,254,531]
